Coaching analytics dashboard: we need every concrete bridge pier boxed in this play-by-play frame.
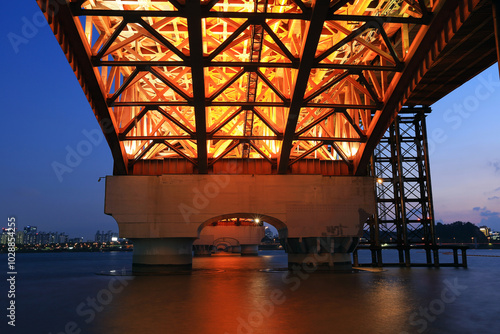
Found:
[131,238,196,272]
[105,175,376,272]
[193,244,213,256]
[240,244,259,256]
[284,237,358,271]
[230,245,242,253]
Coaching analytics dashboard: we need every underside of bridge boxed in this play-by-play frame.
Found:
[38,0,498,271]
[37,0,498,177]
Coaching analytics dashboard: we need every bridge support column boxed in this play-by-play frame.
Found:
[240,244,259,256]
[230,245,242,254]
[105,175,375,272]
[284,237,358,271]
[193,244,213,257]
[132,238,195,272]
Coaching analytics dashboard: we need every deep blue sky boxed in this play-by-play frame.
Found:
[1,1,499,240]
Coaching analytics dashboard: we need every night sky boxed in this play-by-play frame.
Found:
[1,1,499,240]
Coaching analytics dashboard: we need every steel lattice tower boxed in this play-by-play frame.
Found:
[364,106,438,266]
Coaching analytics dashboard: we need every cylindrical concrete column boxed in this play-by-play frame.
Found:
[230,245,241,253]
[132,237,196,272]
[240,244,259,256]
[193,244,213,257]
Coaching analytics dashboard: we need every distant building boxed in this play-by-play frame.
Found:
[0,229,9,245]
[95,230,119,242]
[19,227,70,245]
[24,226,38,244]
[24,226,37,234]
[39,232,49,244]
[479,226,491,237]
[58,233,69,243]
[265,226,274,239]
[0,226,118,245]
[69,237,84,243]
[15,230,24,245]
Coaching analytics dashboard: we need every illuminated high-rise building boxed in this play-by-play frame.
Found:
[479,226,491,237]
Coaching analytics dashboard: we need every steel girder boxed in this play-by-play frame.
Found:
[354,0,487,175]
[38,0,444,175]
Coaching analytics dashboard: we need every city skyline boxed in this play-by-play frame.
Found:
[1,1,499,241]
[0,224,119,244]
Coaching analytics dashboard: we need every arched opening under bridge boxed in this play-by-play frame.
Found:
[194,213,287,256]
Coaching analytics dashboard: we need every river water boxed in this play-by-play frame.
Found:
[1,249,499,334]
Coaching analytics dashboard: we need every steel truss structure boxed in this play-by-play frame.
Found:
[35,1,492,266]
[37,0,443,175]
[363,106,440,266]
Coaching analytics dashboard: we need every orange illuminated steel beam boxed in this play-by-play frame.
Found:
[37,0,128,174]
[278,0,333,173]
[186,0,208,173]
[38,0,438,176]
[354,0,488,175]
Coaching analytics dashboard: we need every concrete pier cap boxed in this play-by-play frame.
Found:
[104,174,376,272]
